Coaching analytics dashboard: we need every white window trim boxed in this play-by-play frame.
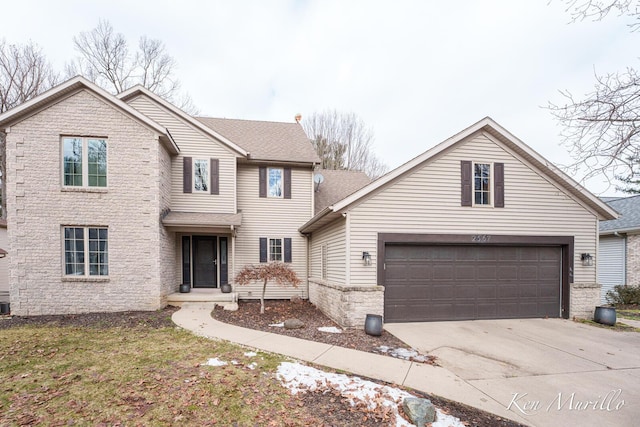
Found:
[268,237,283,262]
[193,158,210,193]
[267,167,284,198]
[472,162,493,207]
[62,226,109,278]
[61,137,108,189]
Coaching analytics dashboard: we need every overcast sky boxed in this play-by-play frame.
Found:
[2,0,636,195]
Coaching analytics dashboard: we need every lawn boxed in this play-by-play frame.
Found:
[0,321,331,426]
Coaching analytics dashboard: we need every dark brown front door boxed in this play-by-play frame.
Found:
[193,236,217,288]
[384,245,562,322]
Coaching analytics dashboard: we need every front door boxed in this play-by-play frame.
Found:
[193,236,217,288]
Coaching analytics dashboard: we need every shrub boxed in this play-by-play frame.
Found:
[606,284,640,306]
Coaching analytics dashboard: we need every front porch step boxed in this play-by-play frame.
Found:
[166,289,237,307]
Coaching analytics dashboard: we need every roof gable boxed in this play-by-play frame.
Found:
[600,195,640,233]
[0,76,178,154]
[117,85,247,157]
[300,117,618,233]
[196,117,320,165]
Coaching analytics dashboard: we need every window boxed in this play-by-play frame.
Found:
[268,168,283,198]
[269,238,282,261]
[62,137,107,187]
[194,159,209,192]
[259,237,292,263]
[473,163,491,205]
[64,227,108,276]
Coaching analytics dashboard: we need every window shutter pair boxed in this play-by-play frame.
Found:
[258,166,291,199]
[460,161,504,207]
[183,157,219,195]
[259,237,292,263]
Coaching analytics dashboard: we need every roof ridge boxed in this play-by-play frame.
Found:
[196,116,299,125]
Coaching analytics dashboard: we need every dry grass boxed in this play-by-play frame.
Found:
[0,324,322,426]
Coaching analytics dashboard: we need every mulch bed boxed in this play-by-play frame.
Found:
[211,299,428,360]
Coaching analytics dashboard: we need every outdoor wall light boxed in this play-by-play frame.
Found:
[581,253,594,266]
[362,251,372,266]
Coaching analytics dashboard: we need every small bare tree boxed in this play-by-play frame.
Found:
[550,1,640,193]
[302,110,388,179]
[235,262,301,314]
[0,40,58,218]
[67,19,197,114]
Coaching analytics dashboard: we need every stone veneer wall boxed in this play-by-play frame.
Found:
[570,282,601,319]
[7,90,165,315]
[308,279,384,328]
[626,234,640,287]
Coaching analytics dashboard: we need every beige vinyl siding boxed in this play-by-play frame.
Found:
[234,164,312,299]
[126,95,238,214]
[346,132,598,287]
[309,217,346,283]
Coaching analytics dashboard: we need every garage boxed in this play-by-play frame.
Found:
[379,234,572,323]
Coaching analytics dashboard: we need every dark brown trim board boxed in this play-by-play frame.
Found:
[377,233,574,319]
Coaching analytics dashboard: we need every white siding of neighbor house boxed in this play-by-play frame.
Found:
[309,217,346,284]
[342,132,599,287]
[234,164,313,299]
[126,95,239,214]
[0,226,8,298]
[598,235,626,303]
[6,89,167,315]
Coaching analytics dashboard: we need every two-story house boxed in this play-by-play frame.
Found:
[0,76,618,326]
[0,77,317,316]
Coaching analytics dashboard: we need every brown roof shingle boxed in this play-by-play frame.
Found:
[314,169,372,214]
[196,117,320,164]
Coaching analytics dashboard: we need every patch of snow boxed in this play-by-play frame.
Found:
[231,360,239,365]
[247,362,258,370]
[244,351,257,357]
[317,326,342,334]
[375,346,430,363]
[269,322,284,327]
[276,362,465,427]
[202,357,227,367]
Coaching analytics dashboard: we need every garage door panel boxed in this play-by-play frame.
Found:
[384,245,561,322]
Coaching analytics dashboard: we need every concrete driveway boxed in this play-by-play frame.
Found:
[385,318,640,427]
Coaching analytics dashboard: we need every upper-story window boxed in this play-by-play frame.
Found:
[194,159,209,192]
[473,163,491,205]
[268,167,283,198]
[62,137,107,187]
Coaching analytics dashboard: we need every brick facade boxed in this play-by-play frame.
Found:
[7,90,167,315]
[309,279,384,328]
[627,233,640,287]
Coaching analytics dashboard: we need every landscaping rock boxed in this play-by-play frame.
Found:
[284,318,305,329]
[402,397,435,426]
[290,294,303,304]
[223,303,239,311]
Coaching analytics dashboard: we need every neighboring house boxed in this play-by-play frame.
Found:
[0,218,7,303]
[0,76,318,316]
[300,118,617,326]
[598,195,640,303]
[0,76,618,325]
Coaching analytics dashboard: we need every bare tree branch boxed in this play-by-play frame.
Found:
[301,110,388,179]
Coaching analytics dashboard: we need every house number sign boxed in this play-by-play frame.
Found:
[471,234,491,242]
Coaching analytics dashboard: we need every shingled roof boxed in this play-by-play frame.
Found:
[600,195,640,234]
[314,169,372,214]
[196,117,320,164]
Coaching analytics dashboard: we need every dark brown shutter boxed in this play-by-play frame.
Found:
[284,168,291,199]
[183,157,192,193]
[259,167,267,198]
[259,238,267,262]
[284,238,292,263]
[494,162,504,208]
[210,158,219,195]
[461,160,472,206]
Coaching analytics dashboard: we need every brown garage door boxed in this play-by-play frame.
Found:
[384,245,561,322]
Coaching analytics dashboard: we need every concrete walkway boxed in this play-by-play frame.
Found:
[172,302,529,425]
